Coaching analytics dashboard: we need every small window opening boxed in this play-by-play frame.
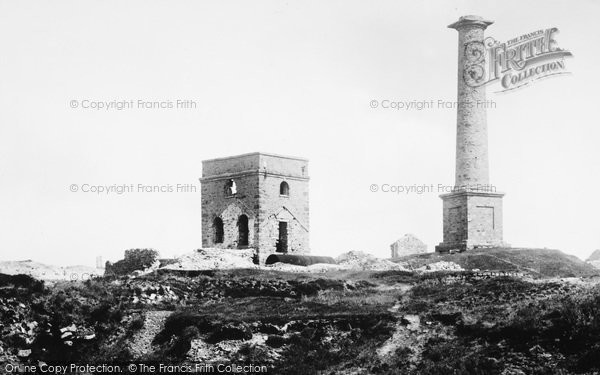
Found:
[224,179,237,196]
[280,181,289,196]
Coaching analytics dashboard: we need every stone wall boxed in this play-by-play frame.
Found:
[200,172,259,249]
[257,173,309,256]
[466,193,504,247]
[440,193,469,246]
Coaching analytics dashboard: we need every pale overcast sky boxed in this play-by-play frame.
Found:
[1,0,598,266]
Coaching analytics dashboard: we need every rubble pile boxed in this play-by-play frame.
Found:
[57,323,96,347]
[0,297,38,360]
[159,249,409,273]
[416,261,464,273]
[162,248,256,271]
[130,283,182,305]
[97,277,195,306]
[264,262,343,273]
[335,251,409,271]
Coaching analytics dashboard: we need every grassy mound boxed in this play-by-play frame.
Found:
[395,247,599,278]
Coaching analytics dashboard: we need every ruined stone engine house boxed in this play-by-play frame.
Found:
[200,152,309,263]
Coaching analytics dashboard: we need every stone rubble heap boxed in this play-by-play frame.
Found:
[335,251,409,271]
[162,248,257,271]
[264,263,343,273]
[130,284,181,305]
[159,249,410,273]
[416,261,464,273]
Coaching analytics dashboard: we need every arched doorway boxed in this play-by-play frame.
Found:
[238,214,249,247]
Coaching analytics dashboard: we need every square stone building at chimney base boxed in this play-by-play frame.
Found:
[200,152,309,263]
[436,190,505,252]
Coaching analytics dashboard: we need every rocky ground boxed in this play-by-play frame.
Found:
[0,260,102,281]
[2,249,600,374]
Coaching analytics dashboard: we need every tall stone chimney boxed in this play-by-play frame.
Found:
[436,16,508,252]
[451,16,491,188]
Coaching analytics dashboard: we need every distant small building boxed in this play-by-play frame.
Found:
[390,234,427,258]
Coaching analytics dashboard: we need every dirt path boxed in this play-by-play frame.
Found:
[129,310,172,359]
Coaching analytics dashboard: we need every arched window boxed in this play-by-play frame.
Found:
[213,217,224,244]
[238,214,249,247]
[224,179,237,196]
[279,181,289,196]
